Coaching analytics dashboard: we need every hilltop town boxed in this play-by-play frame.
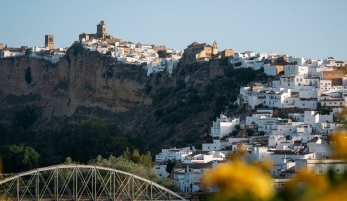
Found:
[1,21,347,193]
[154,52,347,191]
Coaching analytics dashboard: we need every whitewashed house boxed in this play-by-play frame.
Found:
[183,151,226,164]
[210,114,240,138]
[154,164,170,182]
[295,159,347,175]
[155,147,193,162]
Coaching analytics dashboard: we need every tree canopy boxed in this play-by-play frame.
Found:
[0,119,136,172]
[0,144,40,173]
[88,155,157,182]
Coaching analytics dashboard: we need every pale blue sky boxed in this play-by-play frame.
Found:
[1,0,347,61]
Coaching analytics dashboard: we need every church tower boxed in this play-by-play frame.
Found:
[96,21,107,39]
[45,35,54,50]
[212,41,218,55]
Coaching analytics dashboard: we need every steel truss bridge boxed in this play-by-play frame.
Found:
[0,165,186,201]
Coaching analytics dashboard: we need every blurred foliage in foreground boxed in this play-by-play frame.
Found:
[203,111,347,201]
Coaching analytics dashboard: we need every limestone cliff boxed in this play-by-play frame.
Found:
[0,48,270,154]
[0,45,147,125]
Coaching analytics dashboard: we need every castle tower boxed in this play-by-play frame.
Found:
[212,41,218,55]
[96,21,107,39]
[45,35,54,50]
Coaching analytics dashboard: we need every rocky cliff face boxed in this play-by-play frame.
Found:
[0,45,148,126]
[0,46,270,154]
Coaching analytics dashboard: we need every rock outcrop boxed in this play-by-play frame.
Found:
[0,45,147,125]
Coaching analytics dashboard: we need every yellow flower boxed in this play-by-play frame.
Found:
[340,108,347,117]
[284,169,329,192]
[254,159,273,172]
[331,131,347,158]
[202,160,274,201]
[282,169,329,200]
[316,181,347,201]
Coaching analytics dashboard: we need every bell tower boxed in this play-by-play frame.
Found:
[96,21,107,39]
[45,35,54,50]
[212,41,218,55]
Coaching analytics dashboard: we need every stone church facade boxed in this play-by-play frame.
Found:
[182,41,218,62]
[79,21,114,41]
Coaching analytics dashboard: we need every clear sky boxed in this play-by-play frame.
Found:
[1,0,347,61]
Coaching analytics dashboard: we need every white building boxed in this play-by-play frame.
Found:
[295,159,347,175]
[270,150,314,176]
[155,147,193,162]
[0,50,25,58]
[230,51,268,70]
[307,137,331,159]
[210,114,240,138]
[154,164,170,182]
[202,138,248,151]
[183,151,226,164]
[173,163,212,192]
[147,61,166,76]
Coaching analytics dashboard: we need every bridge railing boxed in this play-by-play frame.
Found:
[0,164,186,201]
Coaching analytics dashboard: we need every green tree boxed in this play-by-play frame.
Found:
[165,159,177,174]
[13,105,37,130]
[63,157,79,164]
[214,96,227,116]
[56,120,128,163]
[154,109,164,119]
[246,128,254,136]
[122,147,131,160]
[88,155,157,182]
[131,149,141,163]
[0,144,40,173]
[160,178,180,192]
[139,151,152,167]
[157,50,167,58]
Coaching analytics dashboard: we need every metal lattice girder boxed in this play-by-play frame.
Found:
[0,164,186,201]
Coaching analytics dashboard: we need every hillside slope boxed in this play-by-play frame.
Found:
[0,44,270,159]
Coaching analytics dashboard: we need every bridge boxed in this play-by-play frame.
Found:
[0,165,187,201]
